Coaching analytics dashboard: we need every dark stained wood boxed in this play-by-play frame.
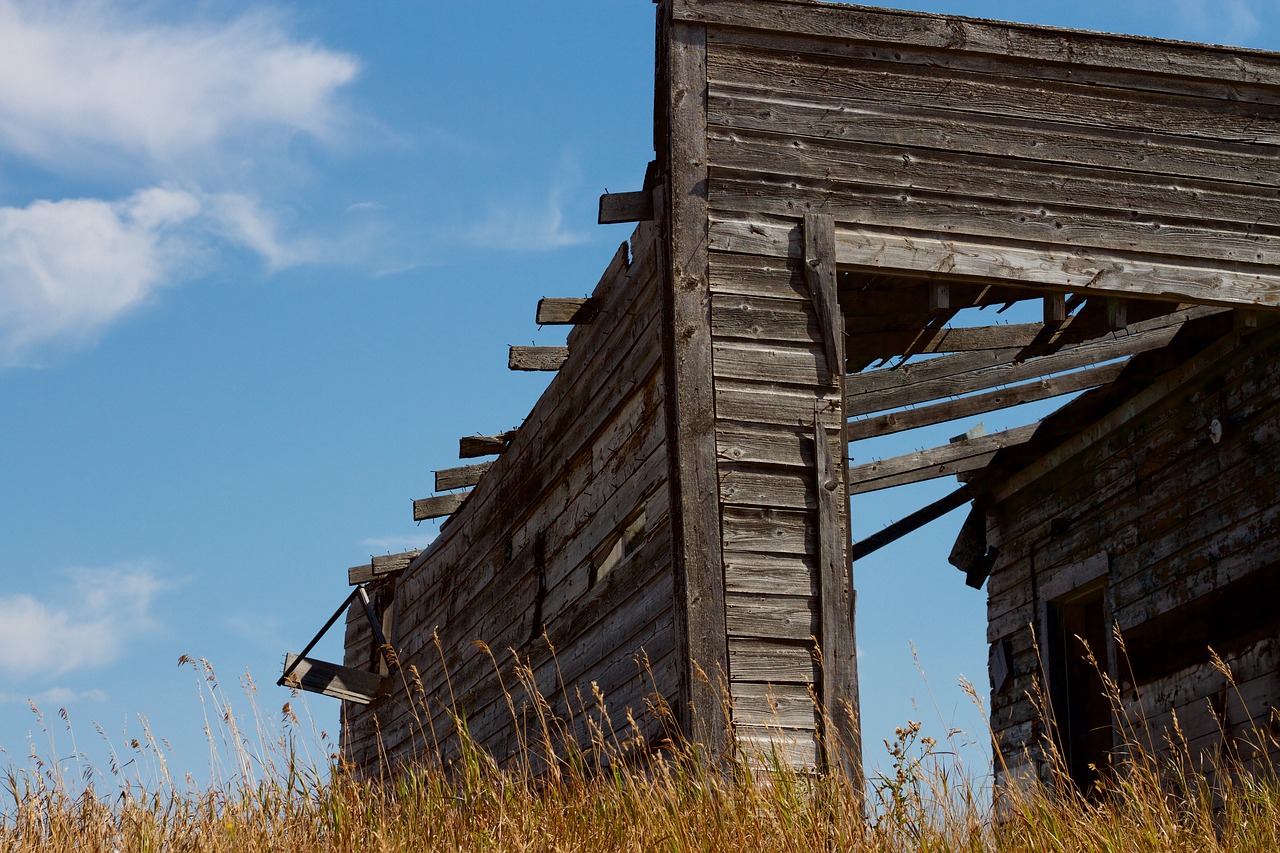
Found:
[281,654,383,705]
[803,213,842,385]
[435,461,492,492]
[537,297,598,325]
[663,15,731,759]
[846,360,1126,441]
[412,492,468,522]
[459,431,517,459]
[849,486,972,562]
[347,549,424,586]
[509,346,568,371]
[848,422,1039,494]
[599,190,655,224]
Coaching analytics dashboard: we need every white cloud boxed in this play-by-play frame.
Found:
[1174,0,1261,43]
[466,183,589,253]
[0,1,359,173]
[0,565,166,679]
[0,687,108,705]
[0,187,308,364]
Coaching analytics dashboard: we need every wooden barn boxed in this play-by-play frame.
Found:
[281,0,1280,789]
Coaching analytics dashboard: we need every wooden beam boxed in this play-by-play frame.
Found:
[459,431,516,458]
[804,213,843,385]
[846,360,1126,440]
[412,491,468,522]
[845,307,1218,398]
[509,346,567,371]
[850,486,972,562]
[815,418,857,776]
[1043,293,1067,324]
[848,422,1039,494]
[598,190,654,224]
[928,281,950,312]
[536,297,597,325]
[434,461,492,492]
[846,318,1186,416]
[347,549,423,586]
[1105,297,1128,330]
[664,15,731,763]
[281,654,384,705]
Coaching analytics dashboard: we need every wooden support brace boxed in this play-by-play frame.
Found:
[413,491,469,522]
[536,297,597,325]
[459,431,516,458]
[434,461,492,492]
[928,281,950,312]
[598,190,654,224]
[804,213,843,385]
[848,422,1039,494]
[1105,297,1128,330]
[509,346,568,371]
[814,417,858,776]
[1043,293,1067,325]
[281,654,384,705]
[850,486,972,562]
[348,549,423,586]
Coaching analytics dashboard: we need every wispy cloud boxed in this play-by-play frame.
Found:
[466,186,589,252]
[0,1,358,175]
[0,564,167,680]
[0,187,311,364]
[0,687,108,706]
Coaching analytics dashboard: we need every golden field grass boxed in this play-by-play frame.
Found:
[2,647,1278,852]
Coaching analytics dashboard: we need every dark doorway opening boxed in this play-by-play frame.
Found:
[1046,581,1113,795]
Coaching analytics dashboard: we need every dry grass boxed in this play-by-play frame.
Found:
[1,648,1278,852]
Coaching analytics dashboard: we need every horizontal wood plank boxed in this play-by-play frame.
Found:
[347,549,424,586]
[599,190,654,224]
[459,432,516,458]
[537,297,597,325]
[412,492,469,522]
[434,461,493,492]
[509,346,568,371]
[848,423,1038,494]
[281,654,383,704]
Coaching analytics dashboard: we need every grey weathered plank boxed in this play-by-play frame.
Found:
[728,638,816,683]
[412,492,468,522]
[347,549,424,586]
[509,346,568,372]
[710,217,1280,310]
[848,422,1039,495]
[434,461,492,492]
[281,654,383,705]
[724,550,817,597]
[459,432,516,459]
[815,417,858,776]
[599,190,655,224]
[804,213,843,384]
[712,339,828,385]
[731,681,819,729]
[846,361,1125,441]
[720,466,813,510]
[678,0,1280,89]
[725,592,819,640]
[664,16,731,758]
[537,297,597,325]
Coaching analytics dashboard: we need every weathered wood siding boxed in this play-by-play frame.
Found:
[984,325,1280,784]
[676,0,1280,307]
[341,222,677,772]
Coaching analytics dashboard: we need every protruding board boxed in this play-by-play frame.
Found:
[536,297,597,325]
[281,654,383,705]
[846,360,1125,440]
[849,486,973,562]
[848,422,1039,494]
[509,346,568,371]
[459,432,516,458]
[413,491,469,522]
[814,419,858,776]
[599,190,654,224]
[434,461,492,492]
[347,549,423,586]
[803,213,843,385]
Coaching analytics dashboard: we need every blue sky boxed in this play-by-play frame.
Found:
[0,0,1276,788]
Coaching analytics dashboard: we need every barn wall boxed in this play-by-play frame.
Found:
[341,221,678,772]
[984,324,1280,784]
[678,0,1280,307]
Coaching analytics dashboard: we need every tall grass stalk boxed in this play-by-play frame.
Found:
[1,647,1278,852]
